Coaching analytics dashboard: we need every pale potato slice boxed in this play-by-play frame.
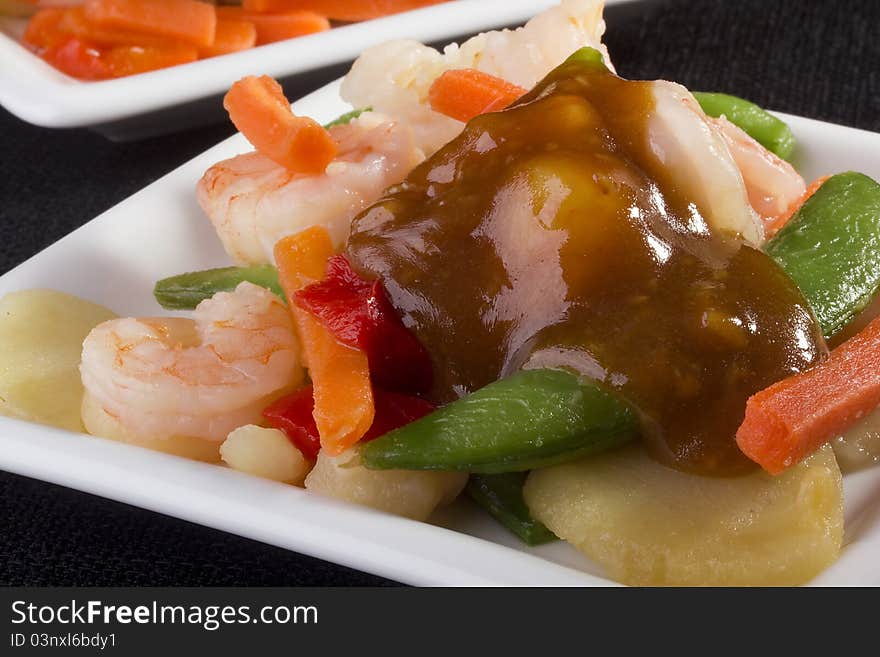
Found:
[831,405,880,472]
[305,450,467,521]
[524,444,843,586]
[81,391,221,463]
[221,424,311,485]
[0,289,116,432]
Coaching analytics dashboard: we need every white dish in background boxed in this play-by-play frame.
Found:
[0,0,564,140]
[1,79,879,586]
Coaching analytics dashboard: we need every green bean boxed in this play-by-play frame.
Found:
[467,473,558,546]
[154,265,283,310]
[361,369,638,473]
[694,91,795,160]
[766,172,880,339]
[323,107,371,129]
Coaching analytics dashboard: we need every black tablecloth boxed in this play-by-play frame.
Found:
[1,0,878,586]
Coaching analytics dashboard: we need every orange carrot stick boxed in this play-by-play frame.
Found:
[104,43,198,77]
[249,10,328,45]
[22,8,67,51]
[199,18,256,57]
[42,37,110,80]
[736,315,880,474]
[241,0,445,22]
[765,175,832,238]
[216,7,329,45]
[58,7,182,49]
[428,68,527,123]
[274,227,375,456]
[83,0,217,47]
[223,75,338,173]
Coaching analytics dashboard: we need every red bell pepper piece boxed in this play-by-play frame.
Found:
[364,388,435,441]
[294,255,433,393]
[263,385,434,459]
[262,386,321,460]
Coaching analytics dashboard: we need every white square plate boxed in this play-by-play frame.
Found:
[0,0,562,138]
[1,78,879,586]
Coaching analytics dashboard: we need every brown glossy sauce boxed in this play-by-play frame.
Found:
[346,60,826,475]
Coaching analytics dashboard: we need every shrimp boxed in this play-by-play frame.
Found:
[341,0,612,154]
[80,282,302,443]
[645,86,803,245]
[709,115,807,226]
[198,1,611,265]
[341,41,462,156]
[648,82,765,246]
[198,111,423,265]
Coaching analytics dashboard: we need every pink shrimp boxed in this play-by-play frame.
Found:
[80,282,302,444]
[710,115,807,234]
[197,112,423,265]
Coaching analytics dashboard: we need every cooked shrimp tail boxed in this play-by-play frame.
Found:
[80,282,303,443]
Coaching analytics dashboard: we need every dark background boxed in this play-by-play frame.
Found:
[1,0,878,585]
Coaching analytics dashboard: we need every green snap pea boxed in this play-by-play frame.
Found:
[694,91,795,161]
[765,172,880,339]
[467,472,558,546]
[361,369,638,473]
[563,46,606,68]
[153,265,283,310]
[323,107,371,129]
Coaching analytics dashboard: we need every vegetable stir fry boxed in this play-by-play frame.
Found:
[11,0,447,80]
[3,0,879,586]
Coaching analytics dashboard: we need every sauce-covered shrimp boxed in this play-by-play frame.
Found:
[198,112,423,265]
[80,282,302,444]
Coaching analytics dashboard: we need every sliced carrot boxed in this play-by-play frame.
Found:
[295,309,374,458]
[241,0,446,22]
[57,7,181,49]
[736,315,880,474]
[104,43,198,77]
[428,68,527,123]
[765,175,832,238]
[215,6,245,20]
[217,6,329,45]
[42,37,110,80]
[249,10,328,45]
[274,227,375,456]
[223,75,338,173]
[275,226,336,291]
[22,8,67,52]
[199,19,256,58]
[1,0,38,16]
[83,0,217,47]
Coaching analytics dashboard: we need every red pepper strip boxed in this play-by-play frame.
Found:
[294,255,433,394]
[262,386,321,460]
[364,388,435,441]
[263,385,434,459]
